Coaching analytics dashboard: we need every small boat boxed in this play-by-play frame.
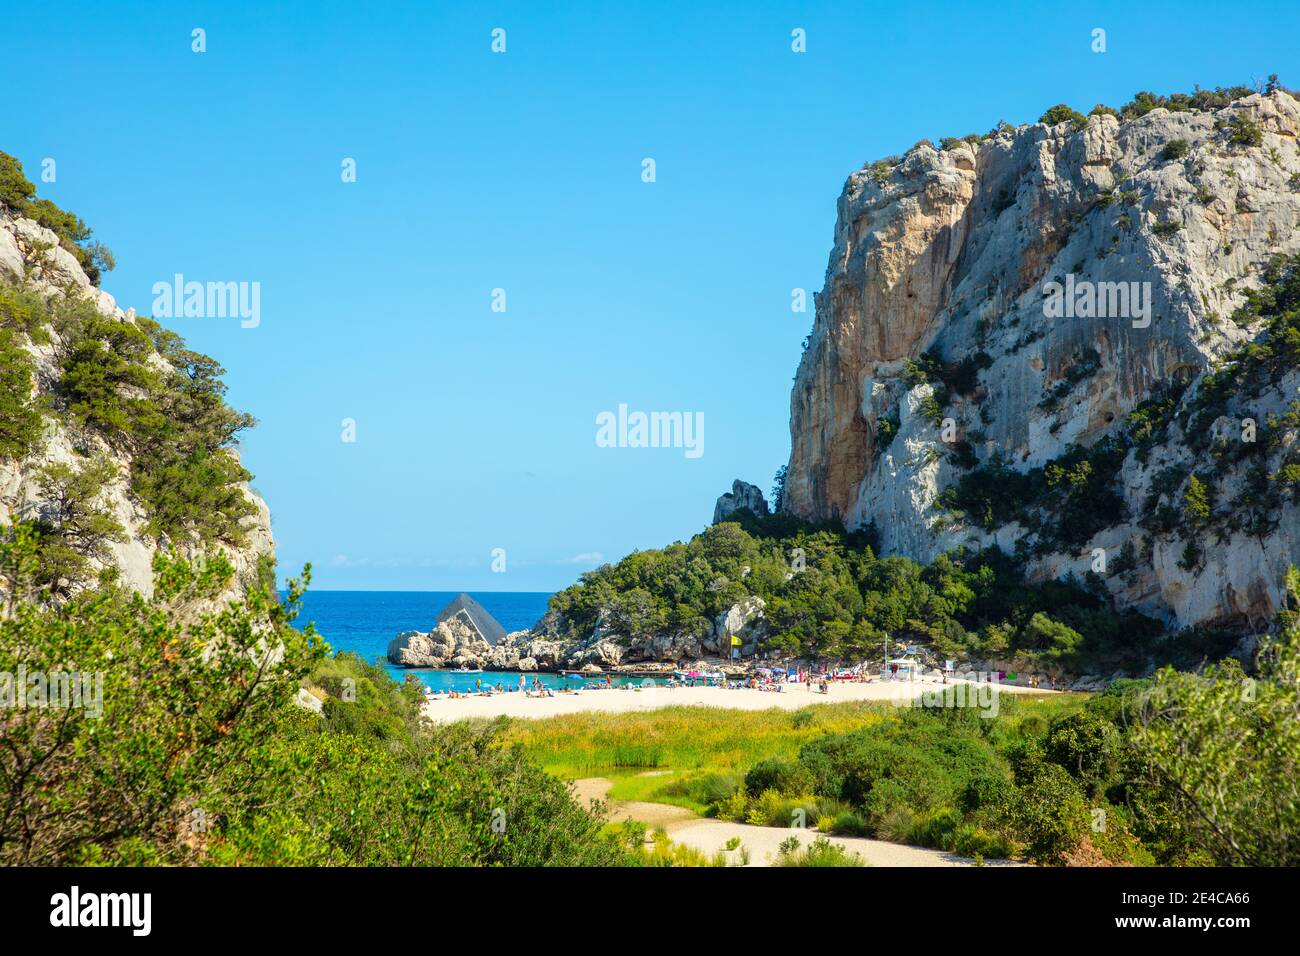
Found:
[453,666,484,674]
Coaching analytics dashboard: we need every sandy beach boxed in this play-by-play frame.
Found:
[422,675,1055,723]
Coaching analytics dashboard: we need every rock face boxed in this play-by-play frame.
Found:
[784,91,1300,630]
[388,616,492,668]
[0,211,273,601]
[712,595,768,656]
[713,479,769,523]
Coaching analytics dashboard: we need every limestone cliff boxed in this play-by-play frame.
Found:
[0,208,273,600]
[784,90,1300,631]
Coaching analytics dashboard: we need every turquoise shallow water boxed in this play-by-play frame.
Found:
[292,591,643,693]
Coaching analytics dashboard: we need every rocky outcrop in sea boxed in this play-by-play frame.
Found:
[388,593,770,673]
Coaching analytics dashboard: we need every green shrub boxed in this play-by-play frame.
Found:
[1160,139,1190,161]
[774,836,865,867]
[828,810,869,836]
[0,328,42,460]
[1225,115,1264,147]
[951,823,1015,859]
[744,788,818,828]
[1039,104,1087,131]
[26,456,126,597]
[908,806,963,848]
[744,757,813,797]
[1044,709,1118,794]
[996,763,1090,864]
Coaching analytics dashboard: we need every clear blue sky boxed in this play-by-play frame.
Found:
[4,1,1296,590]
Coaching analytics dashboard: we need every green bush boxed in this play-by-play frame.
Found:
[743,789,818,828]
[1225,115,1264,147]
[1039,104,1087,131]
[744,757,813,797]
[0,329,41,460]
[907,806,963,848]
[1044,709,1118,794]
[827,810,869,836]
[25,456,126,596]
[1160,139,1190,161]
[995,763,1090,864]
[951,823,1015,859]
[774,836,865,867]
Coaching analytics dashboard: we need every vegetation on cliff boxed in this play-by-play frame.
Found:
[542,512,1192,674]
[2,167,264,594]
[0,151,114,284]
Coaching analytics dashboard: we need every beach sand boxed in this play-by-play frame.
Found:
[422,675,1055,723]
[572,776,1022,868]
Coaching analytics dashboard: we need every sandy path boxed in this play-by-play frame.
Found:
[574,776,1019,868]
[424,677,1052,723]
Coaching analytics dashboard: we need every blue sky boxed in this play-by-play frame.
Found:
[4,1,1296,590]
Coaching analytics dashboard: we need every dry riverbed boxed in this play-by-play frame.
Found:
[572,776,1021,868]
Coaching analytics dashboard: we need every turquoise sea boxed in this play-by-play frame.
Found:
[294,591,642,693]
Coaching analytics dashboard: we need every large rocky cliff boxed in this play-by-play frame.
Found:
[784,90,1300,631]
[1,208,273,600]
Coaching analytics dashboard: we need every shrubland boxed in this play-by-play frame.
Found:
[0,529,626,866]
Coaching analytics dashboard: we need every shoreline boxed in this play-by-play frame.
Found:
[421,675,1058,723]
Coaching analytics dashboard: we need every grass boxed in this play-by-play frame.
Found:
[504,693,1095,864]
[774,836,866,867]
[498,702,893,778]
[602,819,726,867]
[500,694,1085,800]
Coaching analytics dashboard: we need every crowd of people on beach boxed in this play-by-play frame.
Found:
[422,664,871,702]
[419,663,1061,702]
